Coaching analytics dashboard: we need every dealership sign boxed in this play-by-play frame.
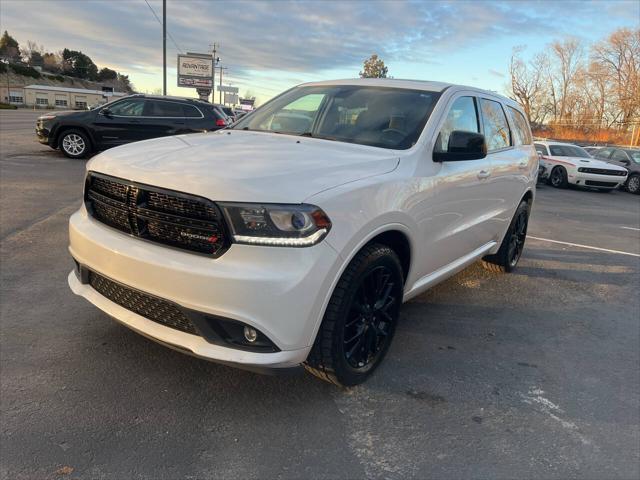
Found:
[177,53,213,89]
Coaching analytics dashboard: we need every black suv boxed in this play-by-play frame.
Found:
[36,94,230,158]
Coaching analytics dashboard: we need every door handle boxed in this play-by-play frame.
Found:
[477,170,491,179]
[130,119,140,124]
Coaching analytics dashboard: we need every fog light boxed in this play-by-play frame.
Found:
[243,326,258,343]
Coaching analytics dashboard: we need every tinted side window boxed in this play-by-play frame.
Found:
[611,149,629,161]
[146,100,184,117]
[480,99,511,151]
[435,96,479,152]
[107,99,144,116]
[507,106,532,145]
[183,105,202,118]
[534,143,548,155]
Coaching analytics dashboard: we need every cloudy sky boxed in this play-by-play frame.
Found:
[1,0,638,103]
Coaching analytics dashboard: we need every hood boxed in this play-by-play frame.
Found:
[39,110,84,119]
[546,155,628,171]
[87,130,400,203]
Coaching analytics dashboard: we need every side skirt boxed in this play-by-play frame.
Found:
[403,241,497,302]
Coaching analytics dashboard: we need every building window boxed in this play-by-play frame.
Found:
[36,97,49,106]
[9,95,23,104]
[75,101,87,109]
[55,99,68,107]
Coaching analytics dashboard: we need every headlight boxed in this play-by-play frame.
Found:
[38,114,56,121]
[219,203,331,247]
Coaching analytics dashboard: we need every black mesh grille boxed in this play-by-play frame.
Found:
[85,173,228,256]
[88,270,198,335]
[579,167,626,176]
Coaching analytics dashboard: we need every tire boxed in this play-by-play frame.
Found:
[482,200,530,273]
[59,129,91,159]
[548,166,568,188]
[626,174,640,194]
[304,243,404,387]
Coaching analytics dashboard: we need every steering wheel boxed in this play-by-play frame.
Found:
[381,128,405,142]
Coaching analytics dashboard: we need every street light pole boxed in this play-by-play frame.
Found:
[162,0,167,96]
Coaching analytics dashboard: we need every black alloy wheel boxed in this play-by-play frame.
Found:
[507,208,528,268]
[482,199,531,273]
[550,166,568,188]
[343,265,397,370]
[305,244,404,386]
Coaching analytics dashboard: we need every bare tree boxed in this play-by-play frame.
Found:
[509,47,550,125]
[592,28,640,129]
[548,38,584,122]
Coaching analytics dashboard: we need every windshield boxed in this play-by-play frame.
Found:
[549,144,591,158]
[627,151,640,163]
[232,85,441,150]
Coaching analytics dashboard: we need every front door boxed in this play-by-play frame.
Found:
[93,98,147,148]
[414,94,496,276]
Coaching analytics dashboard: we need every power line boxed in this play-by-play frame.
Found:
[143,0,183,53]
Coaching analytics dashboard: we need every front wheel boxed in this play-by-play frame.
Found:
[59,130,91,159]
[304,244,404,387]
[482,200,530,273]
[627,174,640,194]
[548,166,568,188]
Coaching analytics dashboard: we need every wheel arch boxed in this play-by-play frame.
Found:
[53,124,96,150]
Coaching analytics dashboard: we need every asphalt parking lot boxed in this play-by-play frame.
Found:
[1,109,639,480]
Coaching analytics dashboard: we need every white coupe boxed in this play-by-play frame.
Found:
[534,141,628,191]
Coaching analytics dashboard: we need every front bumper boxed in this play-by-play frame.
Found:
[35,123,53,146]
[570,171,627,189]
[68,207,342,369]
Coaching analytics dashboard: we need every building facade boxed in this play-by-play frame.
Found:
[1,84,126,109]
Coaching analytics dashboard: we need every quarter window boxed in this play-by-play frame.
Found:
[183,105,202,118]
[480,99,511,151]
[107,99,144,116]
[507,107,531,145]
[434,96,479,152]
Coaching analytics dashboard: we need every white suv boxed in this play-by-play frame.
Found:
[69,79,537,386]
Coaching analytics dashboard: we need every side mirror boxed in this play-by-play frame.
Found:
[620,159,630,165]
[537,152,543,161]
[100,107,112,117]
[433,131,487,162]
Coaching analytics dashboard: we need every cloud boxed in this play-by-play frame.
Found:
[0,0,636,98]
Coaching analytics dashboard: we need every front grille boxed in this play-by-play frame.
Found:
[85,173,228,256]
[579,167,626,176]
[88,270,198,335]
[585,180,618,187]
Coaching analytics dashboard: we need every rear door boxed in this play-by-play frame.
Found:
[141,99,188,139]
[477,96,520,243]
[92,98,146,147]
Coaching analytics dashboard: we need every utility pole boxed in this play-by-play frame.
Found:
[219,66,223,104]
[162,0,167,96]
[209,43,218,103]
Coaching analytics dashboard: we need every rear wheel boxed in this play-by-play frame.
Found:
[482,200,530,273]
[59,129,91,159]
[626,174,640,194]
[549,166,568,188]
[304,244,404,387]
